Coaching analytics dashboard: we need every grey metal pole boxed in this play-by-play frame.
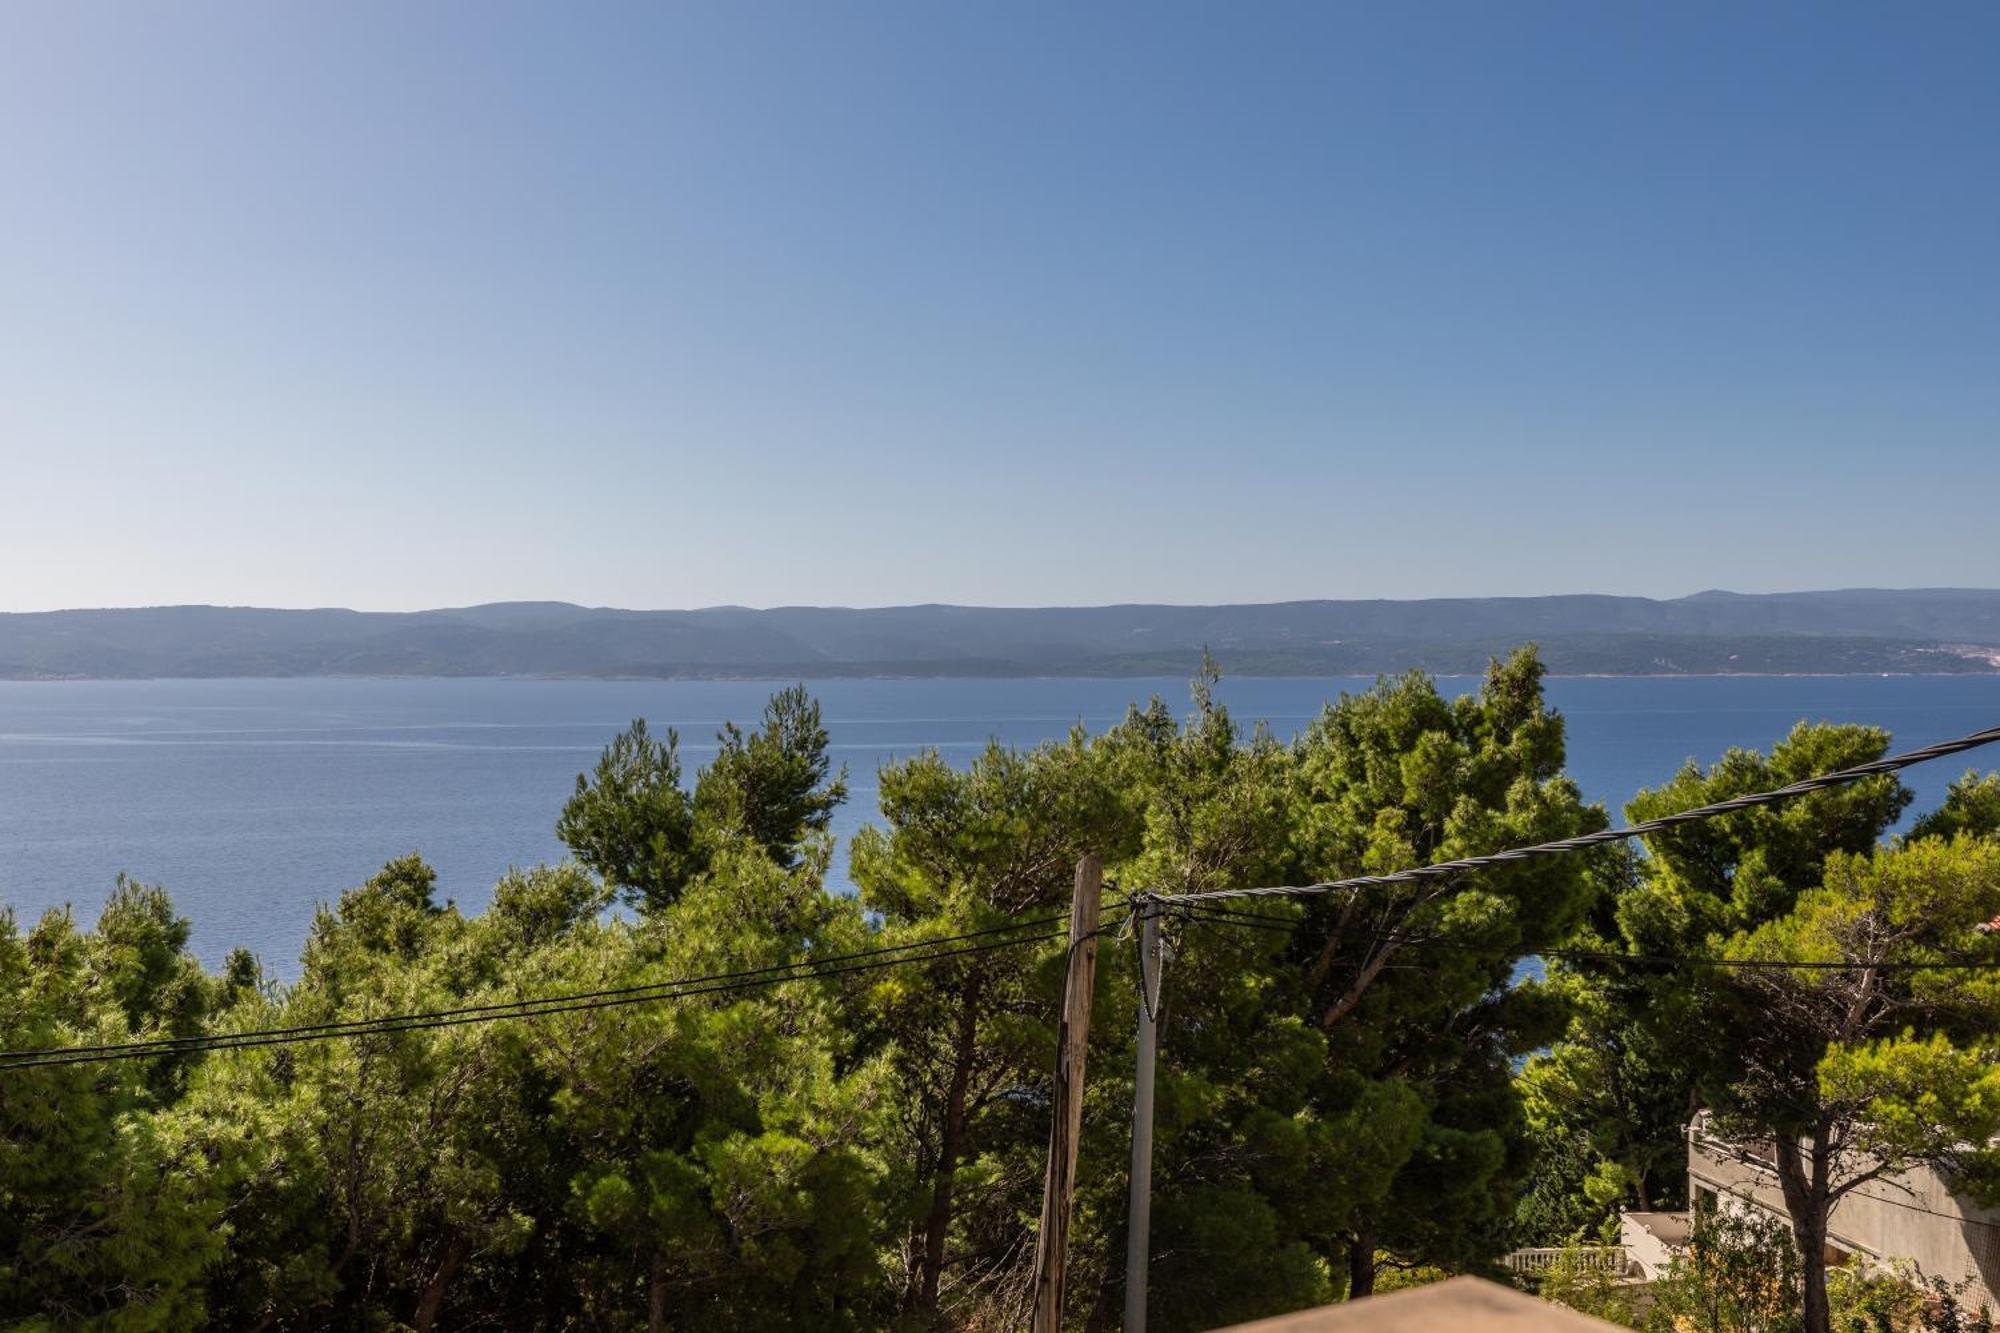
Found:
[1124,903,1161,1333]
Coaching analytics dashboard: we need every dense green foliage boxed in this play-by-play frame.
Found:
[555,686,848,912]
[1646,1196,1803,1333]
[1524,730,2000,1333]
[4,658,1997,1330]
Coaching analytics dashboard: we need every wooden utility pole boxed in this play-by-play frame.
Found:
[1029,855,1103,1333]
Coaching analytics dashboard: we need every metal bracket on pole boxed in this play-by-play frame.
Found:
[1124,895,1163,1333]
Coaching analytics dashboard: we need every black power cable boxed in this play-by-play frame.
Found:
[0,911,1115,1072]
[1175,903,2000,972]
[1,909,1083,1065]
[13,717,1999,1070]
[1152,722,2000,908]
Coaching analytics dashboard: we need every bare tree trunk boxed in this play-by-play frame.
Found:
[1797,1218,1830,1333]
[907,980,984,1320]
[1347,1224,1376,1301]
[648,1249,669,1333]
[1321,947,1398,1031]
[1774,1135,1832,1333]
[1081,1267,1119,1333]
[413,1233,467,1333]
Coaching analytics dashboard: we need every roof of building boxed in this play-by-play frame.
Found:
[1625,1210,1692,1247]
[1209,1276,1628,1332]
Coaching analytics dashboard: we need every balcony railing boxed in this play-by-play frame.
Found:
[1501,1246,1630,1275]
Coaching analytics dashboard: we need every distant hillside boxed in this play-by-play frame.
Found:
[2,591,1998,680]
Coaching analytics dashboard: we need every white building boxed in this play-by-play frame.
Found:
[1618,1114,2000,1306]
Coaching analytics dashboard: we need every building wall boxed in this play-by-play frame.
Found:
[1619,1212,1687,1281]
[1686,1121,2000,1308]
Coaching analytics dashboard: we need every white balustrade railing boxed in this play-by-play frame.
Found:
[1502,1246,1629,1275]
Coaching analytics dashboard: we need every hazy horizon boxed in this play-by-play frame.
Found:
[10,584,2000,617]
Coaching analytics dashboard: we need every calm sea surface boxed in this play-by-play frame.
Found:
[2,675,1998,971]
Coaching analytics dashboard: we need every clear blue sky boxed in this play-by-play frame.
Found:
[2,2,1994,612]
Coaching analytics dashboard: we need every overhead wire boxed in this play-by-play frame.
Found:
[1141,715,2000,971]
[3,908,1084,1064]
[0,907,1126,1072]
[1172,902,2000,972]
[1148,721,2000,908]
[11,717,1999,1071]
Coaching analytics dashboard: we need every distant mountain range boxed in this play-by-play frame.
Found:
[3,590,1999,680]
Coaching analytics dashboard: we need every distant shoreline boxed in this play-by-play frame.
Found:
[4,669,1999,685]
[5,595,1998,681]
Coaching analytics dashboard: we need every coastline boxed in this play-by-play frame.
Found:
[4,668,2000,684]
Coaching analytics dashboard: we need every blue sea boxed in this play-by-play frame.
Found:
[2,675,1997,971]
